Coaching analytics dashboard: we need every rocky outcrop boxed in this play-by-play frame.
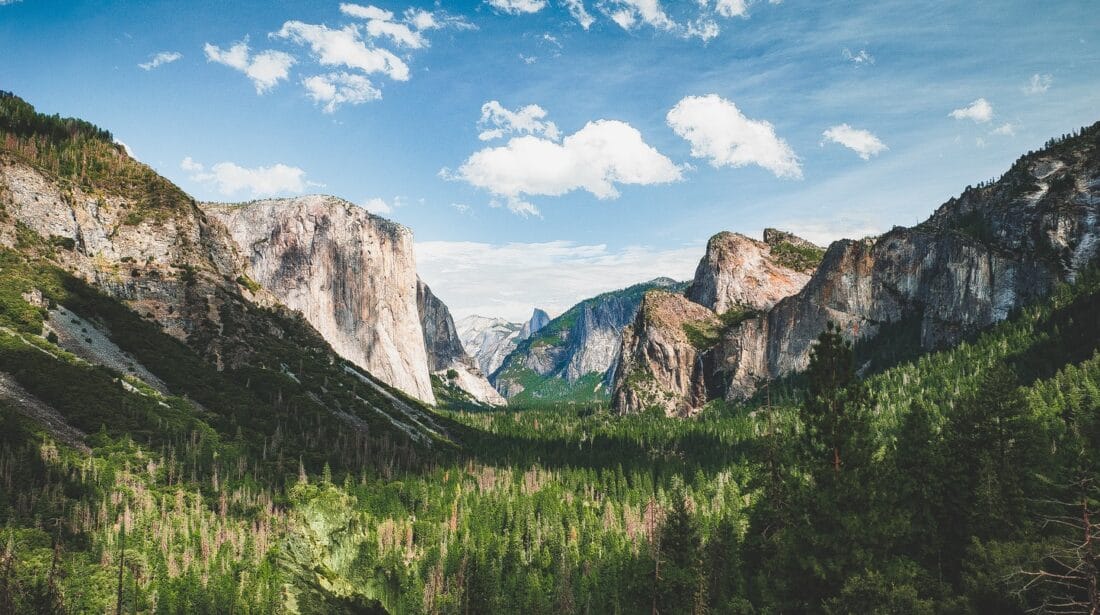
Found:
[613,122,1100,413]
[685,232,815,313]
[612,235,814,415]
[417,279,505,406]
[203,196,436,404]
[457,315,523,376]
[612,291,721,417]
[493,278,683,402]
[519,308,550,340]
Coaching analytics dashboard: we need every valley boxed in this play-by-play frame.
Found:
[0,86,1098,615]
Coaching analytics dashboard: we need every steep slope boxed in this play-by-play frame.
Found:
[417,278,505,406]
[203,196,436,404]
[614,121,1100,414]
[686,230,818,313]
[457,308,547,376]
[493,278,685,405]
[612,232,818,415]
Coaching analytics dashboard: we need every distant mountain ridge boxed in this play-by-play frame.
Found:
[492,277,687,405]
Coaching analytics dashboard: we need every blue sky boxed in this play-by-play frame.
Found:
[1,0,1098,320]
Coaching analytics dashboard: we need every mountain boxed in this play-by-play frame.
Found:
[613,122,1100,415]
[518,307,550,340]
[492,277,686,405]
[613,232,819,416]
[456,308,546,376]
[203,196,436,404]
[417,279,505,406]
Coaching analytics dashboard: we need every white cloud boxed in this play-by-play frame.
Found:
[714,0,748,17]
[1025,73,1052,95]
[562,0,596,28]
[842,47,874,65]
[488,0,548,14]
[364,18,426,48]
[303,72,381,112]
[477,101,560,141]
[451,203,471,214]
[138,51,182,71]
[667,94,802,179]
[274,21,410,81]
[821,124,887,160]
[451,118,682,212]
[416,240,701,320]
[362,197,393,214]
[338,3,393,20]
[204,40,295,93]
[600,0,674,31]
[949,98,993,123]
[181,158,309,197]
[406,8,438,30]
[991,122,1016,136]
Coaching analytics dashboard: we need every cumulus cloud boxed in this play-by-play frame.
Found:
[821,124,887,160]
[991,122,1016,136]
[450,116,682,214]
[181,157,309,197]
[562,0,596,28]
[1025,73,1052,94]
[302,72,381,112]
[667,94,801,179]
[477,101,560,141]
[204,40,295,93]
[138,51,182,71]
[362,197,393,214]
[488,0,548,14]
[416,240,701,320]
[274,21,410,81]
[949,98,994,123]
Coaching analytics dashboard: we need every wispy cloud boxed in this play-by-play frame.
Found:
[822,124,887,160]
[181,157,312,197]
[302,72,381,112]
[487,0,548,14]
[138,51,182,71]
[477,101,560,141]
[1024,73,1052,95]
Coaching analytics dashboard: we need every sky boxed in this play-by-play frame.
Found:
[1,0,1098,321]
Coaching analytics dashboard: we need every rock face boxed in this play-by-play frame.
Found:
[613,123,1100,414]
[0,151,273,366]
[519,308,550,340]
[417,279,505,406]
[493,278,684,402]
[686,231,815,313]
[612,235,815,415]
[457,315,524,376]
[612,291,720,417]
[203,196,436,404]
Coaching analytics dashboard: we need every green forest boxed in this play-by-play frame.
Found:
[0,92,1099,614]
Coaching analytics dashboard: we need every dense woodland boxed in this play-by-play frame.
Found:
[0,93,1098,613]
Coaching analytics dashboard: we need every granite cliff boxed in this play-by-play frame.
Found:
[203,196,437,404]
[612,233,818,415]
[613,123,1100,414]
[417,279,505,406]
